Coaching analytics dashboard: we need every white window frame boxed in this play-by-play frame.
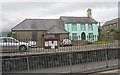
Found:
[72,33,77,40]
[81,24,86,31]
[88,33,94,41]
[88,24,93,30]
[72,24,77,31]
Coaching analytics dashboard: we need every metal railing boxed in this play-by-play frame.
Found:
[1,35,119,73]
[2,48,119,72]
[0,35,119,55]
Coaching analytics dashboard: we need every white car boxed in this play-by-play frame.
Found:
[61,39,73,46]
[28,41,37,48]
[0,37,29,52]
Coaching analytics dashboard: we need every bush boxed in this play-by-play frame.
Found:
[7,32,12,37]
[87,42,93,44]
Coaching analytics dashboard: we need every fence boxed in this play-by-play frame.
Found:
[2,48,119,73]
[0,35,119,53]
[1,35,119,73]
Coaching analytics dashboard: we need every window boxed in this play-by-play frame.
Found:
[3,38,7,43]
[114,23,117,28]
[0,39,3,43]
[88,33,94,41]
[88,24,93,30]
[81,24,86,31]
[3,38,17,43]
[72,33,77,40]
[72,24,77,31]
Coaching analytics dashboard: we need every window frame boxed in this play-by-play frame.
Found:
[81,23,86,31]
[72,23,77,31]
[88,23,93,30]
[72,33,77,40]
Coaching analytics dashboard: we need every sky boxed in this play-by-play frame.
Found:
[0,0,120,33]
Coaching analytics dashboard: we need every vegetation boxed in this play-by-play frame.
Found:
[72,40,112,45]
[101,29,120,36]
[92,41,112,44]
[87,41,112,45]
[7,32,12,37]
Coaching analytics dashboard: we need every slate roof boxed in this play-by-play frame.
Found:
[12,19,62,30]
[103,18,119,26]
[60,16,98,23]
[46,25,69,34]
[12,16,98,31]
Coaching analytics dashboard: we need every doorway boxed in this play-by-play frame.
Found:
[32,31,37,41]
[81,32,86,40]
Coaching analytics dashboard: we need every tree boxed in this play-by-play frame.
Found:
[7,32,12,37]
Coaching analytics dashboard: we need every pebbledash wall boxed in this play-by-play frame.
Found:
[65,23,98,42]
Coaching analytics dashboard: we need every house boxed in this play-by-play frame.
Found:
[102,18,119,31]
[101,18,120,41]
[12,19,69,42]
[60,8,98,41]
[12,8,98,43]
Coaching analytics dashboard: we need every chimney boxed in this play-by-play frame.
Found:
[87,8,92,18]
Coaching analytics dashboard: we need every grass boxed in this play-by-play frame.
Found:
[72,40,113,46]
[88,41,112,45]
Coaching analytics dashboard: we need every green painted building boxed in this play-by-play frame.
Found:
[60,9,98,42]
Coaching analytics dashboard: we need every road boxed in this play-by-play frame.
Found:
[99,69,119,73]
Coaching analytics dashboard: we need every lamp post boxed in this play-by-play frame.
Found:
[98,22,104,41]
[98,22,101,40]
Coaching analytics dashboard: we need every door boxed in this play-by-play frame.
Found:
[81,32,86,40]
[32,31,37,41]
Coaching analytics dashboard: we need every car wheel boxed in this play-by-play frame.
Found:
[19,46,27,52]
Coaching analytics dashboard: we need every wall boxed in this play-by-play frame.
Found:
[12,31,32,41]
[12,30,46,41]
[65,23,98,41]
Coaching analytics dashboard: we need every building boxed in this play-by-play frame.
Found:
[12,8,98,42]
[12,19,69,42]
[102,18,119,31]
[100,18,120,41]
[60,8,98,41]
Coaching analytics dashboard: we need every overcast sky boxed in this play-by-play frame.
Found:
[0,0,120,32]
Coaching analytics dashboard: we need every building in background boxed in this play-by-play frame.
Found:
[60,8,98,41]
[12,8,98,42]
[12,19,69,41]
[102,18,119,31]
[100,18,120,41]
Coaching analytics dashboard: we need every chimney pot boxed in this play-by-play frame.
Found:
[87,8,92,18]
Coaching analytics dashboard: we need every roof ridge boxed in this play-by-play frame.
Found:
[46,25,56,32]
[103,17,119,26]
[25,19,59,20]
[105,17,119,22]
[54,25,68,32]
[60,16,88,18]
[46,25,68,33]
